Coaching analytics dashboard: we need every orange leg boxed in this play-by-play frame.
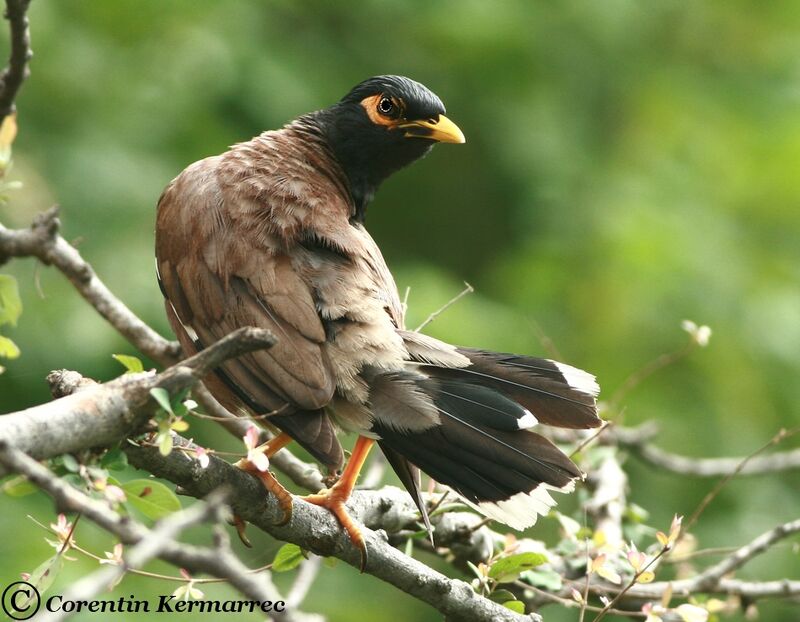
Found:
[235,432,295,536]
[256,432,293,457]
[301,436,375,572]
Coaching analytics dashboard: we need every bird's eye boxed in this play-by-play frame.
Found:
[377,97,395,116]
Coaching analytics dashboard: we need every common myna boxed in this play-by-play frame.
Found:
[155,75,601,568]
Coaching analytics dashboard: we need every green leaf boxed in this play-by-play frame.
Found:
[61,454,80,473]
[170,388,191,416]
[61,473,83,488]
[0,334,20,359]
[0,274,22,326]
[149,387,173,414]
[158,431,173,456]
[488,552,548,583]
[101,448,128,471]
[466,560,484,580]
[502,601,525,614]
[272,543,304,572]
[29,553,65,597]
[112,353,144,373]
[2,475,38,497]
[404,537,414,558]
[122,479,181,520]
[488,589,517,604]
[523,567,563,591]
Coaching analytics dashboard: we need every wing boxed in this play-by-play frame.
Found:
[155,156,337,414]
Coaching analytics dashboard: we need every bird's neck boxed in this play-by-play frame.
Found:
[296,110,376,222]
[302,108,431,223]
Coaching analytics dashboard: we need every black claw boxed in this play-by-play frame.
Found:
[358,544,368,573]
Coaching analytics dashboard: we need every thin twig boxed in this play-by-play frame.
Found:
[414,281,474,332]
[606,339,695,414]
[0,444,296,621]
[592,547,669,622]
[526,316,563,361]
[683,427,798,536]
[0,207,181,365]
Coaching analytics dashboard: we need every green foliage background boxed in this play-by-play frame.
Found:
[1,1,798,620]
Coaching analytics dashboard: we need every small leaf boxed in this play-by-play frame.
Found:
[523,567,563,591]
[158,432,173,456]
[272,543,304,572]
[122,479,181,520]
[170,418,189,432]
[466,560,483,580]
[2,475,38,497]
[637,571,656,584]
[100,448,128,471]
[676,603,709,622]
[0,335,20,359]
[488,552,548,583]
[112,354,144,374]
[61,454,80,473]
[502,601,525,614]
[597,566,622,585]
[0,274,22,326]
[149,387,173,414]
[29,553,65,597]
[0,113,17,149]
[404,537,414,558]
[488,589,517,604]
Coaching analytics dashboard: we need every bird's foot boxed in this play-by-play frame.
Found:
[235,459,294,526]
[228,513,252,548]
[301,487,367,572]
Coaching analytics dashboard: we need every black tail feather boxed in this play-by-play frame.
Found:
[371,347,600,529]
[435,349,601,429]
[378,441,433,543]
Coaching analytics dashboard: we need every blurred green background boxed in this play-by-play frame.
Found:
[1,1,799,620]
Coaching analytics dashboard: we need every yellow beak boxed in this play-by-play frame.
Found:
[399,114,466,144]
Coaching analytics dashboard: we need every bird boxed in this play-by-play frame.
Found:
[155,75,601,570]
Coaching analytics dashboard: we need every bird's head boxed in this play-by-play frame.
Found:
[312,75,465,219]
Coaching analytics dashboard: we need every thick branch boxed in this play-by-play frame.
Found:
[0,443,298,621]
[123,435,540,622]
[0,327,275,474]
[581,519,800,602]
[549,422,800,477]
[0,207,180,365]
[630,443,800,477]
[0,0,31,120]
[38,490,231,622]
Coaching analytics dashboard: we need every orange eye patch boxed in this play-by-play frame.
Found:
[360,94,404,127]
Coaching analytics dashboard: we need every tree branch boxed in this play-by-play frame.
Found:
[630,442,800,477]
[0,443,302,621]
[0,327,275,475]
[0,0,32,121]
[122,434,540,622]
[0,208,327,491]
[38,489,232,622]
[0,207,181,365]
[599,518,800,601]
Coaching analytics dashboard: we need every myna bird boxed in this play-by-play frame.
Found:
[155,75,601,569]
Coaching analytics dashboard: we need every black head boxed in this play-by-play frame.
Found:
[313,75,464,220]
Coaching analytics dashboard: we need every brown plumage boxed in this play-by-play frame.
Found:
[156,76,601,568]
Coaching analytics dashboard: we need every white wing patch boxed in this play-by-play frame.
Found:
[457,479,576,531]
[550,360,600,397]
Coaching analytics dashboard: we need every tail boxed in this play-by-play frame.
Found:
[370,332,601,531]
